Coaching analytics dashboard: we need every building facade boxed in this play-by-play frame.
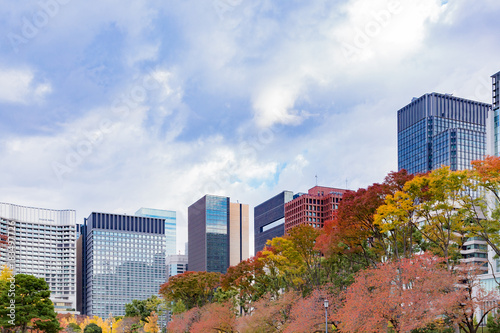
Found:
[254,191,294,255]
[80,212,166,318]
[0,202,77,312]
[188,195,249,273]
[166,254,188,279]
[492,71,500,156]
[135,208,176,256]
[397,92,491,174]
[284,186,346,234]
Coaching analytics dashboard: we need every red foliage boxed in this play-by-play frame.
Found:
[190,302,237,332]
[336,253,458,333]
[316,170,413,261]
[167,307,202,333]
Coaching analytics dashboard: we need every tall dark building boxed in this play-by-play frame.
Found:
[188,195,249,273]
[254,191,293,255]
[78,212,166,318]
[397,92,491,174]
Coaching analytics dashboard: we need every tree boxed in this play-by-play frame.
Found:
[316,170,414,267]
[125,295,164,323]
[487,312,500,333]
[190,302,237,333]
[159,271,221,311]
[402,167,476,265]
[237,291,300,333]
[336,254,459,333]
[444,263,500,333]
[143,312,159,333]
[166,307,201,333]
[84,323,102,333]
[114,317,140,333]
[219,253,267,313]
[0,274,61,333]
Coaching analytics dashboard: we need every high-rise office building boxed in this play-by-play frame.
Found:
[492,71,500,156]
[397,92,491,174]
[0,202,77,312]
[284,186,346,234]
[188,195,249,273]
[135,208,176,256]
[254,191,294,255]
[166,254,188,279]
[80,212,166,318]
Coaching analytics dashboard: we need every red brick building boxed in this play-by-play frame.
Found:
[284,186,347,234]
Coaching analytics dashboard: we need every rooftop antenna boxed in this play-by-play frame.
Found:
[315,175,318,186]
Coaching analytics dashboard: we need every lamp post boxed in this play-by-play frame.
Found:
[324,298,329,333]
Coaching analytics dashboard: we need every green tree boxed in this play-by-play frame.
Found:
[487,312,500,333]
[125,295,164,323]
[0,274,61,333]
[84,323,102,333]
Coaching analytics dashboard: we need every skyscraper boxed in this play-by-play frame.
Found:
[188,195,249,273]
[80,212,166,318]
[284,186,346,234]
[254,191,294,255]
[492,71,500,156]
[135,208,176,256]
[397,92,491,174]
[0,202,77,312]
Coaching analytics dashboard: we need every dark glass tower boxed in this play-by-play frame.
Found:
[397,92,491,174]
[80,212,166,318]
[188,195,230,273]
[254,191,293,255]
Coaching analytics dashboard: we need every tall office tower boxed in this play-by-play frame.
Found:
[80,212,166,318]
[166,254,188,279]
[284,186,346,234]
[188,195,249,273]
[492,71,500,156]
[254,191,294,255]
[135,208,176,256]
[397,92,491,174]
[0,202,77,312]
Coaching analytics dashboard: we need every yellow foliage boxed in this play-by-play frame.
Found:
[79,315,112,333]
[0,265,13,281]
[144,312,159,333]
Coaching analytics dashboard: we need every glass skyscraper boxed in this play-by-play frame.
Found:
[80,212,166,318]
[0,202,77,312]
[254,191,293,255]
[398,92,491,174]
[188,195,249,273]
[492,71,500,156]
[135,208,176,256]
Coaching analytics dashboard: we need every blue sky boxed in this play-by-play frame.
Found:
[1,0,500,253]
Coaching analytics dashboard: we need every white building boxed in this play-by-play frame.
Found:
[0,202,77,312]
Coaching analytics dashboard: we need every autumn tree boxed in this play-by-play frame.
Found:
[469,155,500,259]
[159,271,221,311]
[237,291,301,333]
[336,254,459,333]
[316,170,414,267]
[143,312,159,333]
[166,307,201,333]
[189,302,237,333]
[402,167,476,264]
[219,254,267,313]
[444,263,500,333]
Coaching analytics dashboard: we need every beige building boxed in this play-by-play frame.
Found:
[229,203,250,267]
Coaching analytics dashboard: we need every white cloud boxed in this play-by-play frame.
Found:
[0,68,51,104]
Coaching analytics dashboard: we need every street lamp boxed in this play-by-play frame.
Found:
[324,298,329,333]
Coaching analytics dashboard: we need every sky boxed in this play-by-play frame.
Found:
[1,0,499,255]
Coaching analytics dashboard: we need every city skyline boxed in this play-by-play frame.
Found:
[1,1,500,254]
